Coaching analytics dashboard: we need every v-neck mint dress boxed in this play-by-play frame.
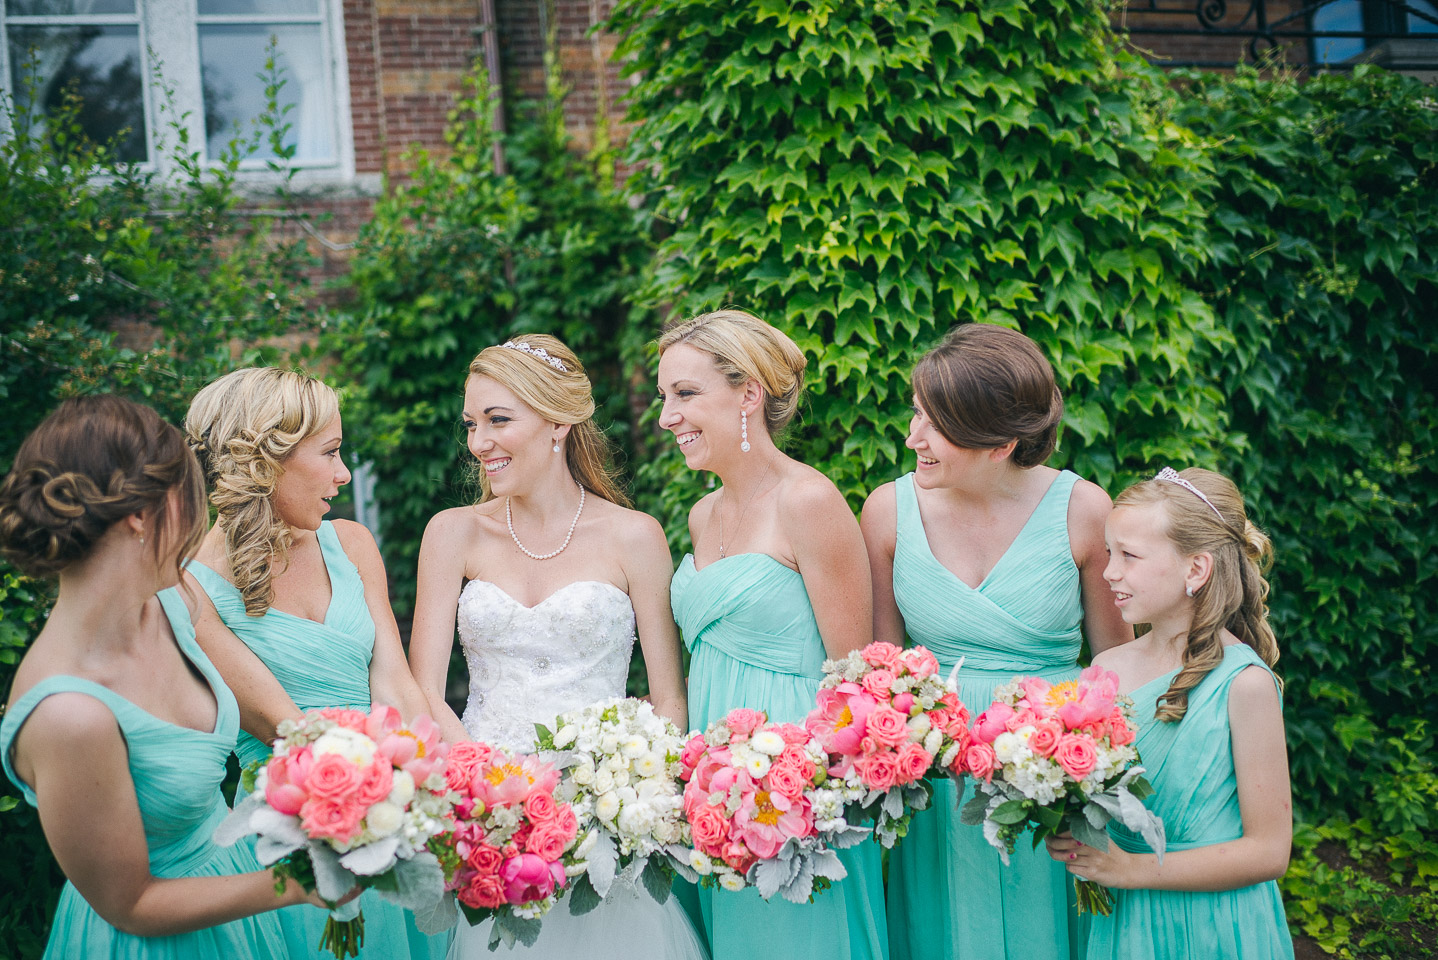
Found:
[0,590,288,960]
[1085,644,1294,960]
[189,520,450,960]
[672,552,889,960]
[886,470,1083,960]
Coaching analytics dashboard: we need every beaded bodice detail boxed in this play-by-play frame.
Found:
[457,579,636,751]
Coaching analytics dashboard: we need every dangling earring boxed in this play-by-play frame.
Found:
[1185,584,1195,598]
[552,439,561,454]
[740,410,751,453]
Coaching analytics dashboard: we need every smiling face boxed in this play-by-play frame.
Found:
[656,343,747,472]
[906,395,993,489]
[1103,502,1196,627]
[271,414,350,530]
[463,374,564,497]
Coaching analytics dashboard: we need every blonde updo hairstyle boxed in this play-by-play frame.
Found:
[468,335,629,507]
[656,309,808,437]
[912,323,1064,468]
[0,395,205,579]
[184,368,339,617]
[1115,467,1279,723]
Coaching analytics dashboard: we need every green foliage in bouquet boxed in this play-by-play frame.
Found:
[605,0,1228,545]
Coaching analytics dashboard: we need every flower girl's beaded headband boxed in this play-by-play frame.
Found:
[500,340,568,372]
[1155,467,1224,522]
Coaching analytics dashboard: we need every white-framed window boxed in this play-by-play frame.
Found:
[1,0,354,182]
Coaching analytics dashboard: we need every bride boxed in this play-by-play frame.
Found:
[409,334,708,960]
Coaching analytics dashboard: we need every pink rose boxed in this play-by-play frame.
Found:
[305,753,363,800]
[779,746,816,780]
[896,742,932,783]
[552,805,578,841]
[1006,708,1040,733]
[300,797,365,844]
[865,706,910,748]
[689,804,730,853]
[446,741,493,791]
[891,692,915,715]
[1028,719,1065,758]
[524,791,559,824]
[1054,734,1099,780]
[973,703,1015,744]
[725,708,766,737]
[861,669,897,698]
[1108,714,1136,747]
[766,761,806,800]
[465,842,504,875]
[859,736,881,756]
[774,723,811,747]
[720,840,756,874]
[317,707,368,730]
[264,780,306,816]
[898,647,939,679]
[964,743,999,783]
[862,641,904,669]
[680,734,707,772]
[460,872,507,909]
[510,822,533,853]
[354,759,393,806]
[525,823,570,862]
[856,753,900,792]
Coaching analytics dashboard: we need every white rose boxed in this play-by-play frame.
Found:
[595,768,616,794]
[993,732,1031,766]
[595,791,621,823]
[611,768,631,789]
[718,872,746,892]
[366,801,404,837]
[388,769,416,807]
[572,759,596,786]
[312,728,376,765]
[749,730,786,756]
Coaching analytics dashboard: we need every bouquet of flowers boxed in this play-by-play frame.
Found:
[535,698,690,912]
[805,641,973,846]
[959,666,1166,915]
[680,708,869,903]
[437,742,582,948]
[214,707,456,958]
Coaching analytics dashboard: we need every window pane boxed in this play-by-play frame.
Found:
[6,25,146,162]
[197,0,319,15]
[1410,1,1438,35]
[7,1,135,15]
[199,23,333,162]
[1310,1,1365,63]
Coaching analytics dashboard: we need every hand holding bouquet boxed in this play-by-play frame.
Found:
[680,708,868,903]
[959,666,1166,915]
[536,697,690,912]
[214,707,456,958]
[437,742,581,949]
[805,642,972,846]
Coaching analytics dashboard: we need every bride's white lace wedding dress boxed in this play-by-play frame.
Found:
[448,578,709,960]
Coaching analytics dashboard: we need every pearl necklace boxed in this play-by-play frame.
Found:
[506,485,586,560]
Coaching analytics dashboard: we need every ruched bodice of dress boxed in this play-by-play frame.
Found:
[893,470,1082,677]
[456,579,636,751]
[187,521,374,768]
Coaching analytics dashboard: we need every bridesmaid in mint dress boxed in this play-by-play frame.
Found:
[183,368,449,960]
[862,325,1130,960]
[657,310,889,960]
[0,396,307,959]
[1047,468,1294,960]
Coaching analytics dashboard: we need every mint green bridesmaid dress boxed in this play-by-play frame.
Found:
[885,470,1083,960]
[0,590,288,960]
[1086,644,1294,960]
[189,520,450,960]
[671,551,889,960]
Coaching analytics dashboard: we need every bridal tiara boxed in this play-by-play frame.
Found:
[1154,467,1224,522]
[500,340,568,372]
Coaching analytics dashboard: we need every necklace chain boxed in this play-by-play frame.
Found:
[507,484,586,561]
[718,462,774,558]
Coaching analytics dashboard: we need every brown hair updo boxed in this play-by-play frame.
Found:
[911,324,1064,468]
[0,395,205,579]
[656,309,808,436]
[468,335,630,507]
[1115,467,1279,723]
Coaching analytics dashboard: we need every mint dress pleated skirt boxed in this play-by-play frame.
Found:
[671,552,889,960]
[1085,644,1294,960]
[0,590,288,960]
[885,471,1084,960]
[189,520,451,960]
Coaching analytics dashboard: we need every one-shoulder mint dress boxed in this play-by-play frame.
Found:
[0,590,288,960]
[189,520,450,960]
[886,470,1083,960]
[1086,644,1294,960]
[671,551,889,960]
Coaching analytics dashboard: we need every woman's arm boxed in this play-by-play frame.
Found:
[859,483,906,647]
[621,511,688,732]
[1047,666,1292,890]
[183,572,300,744]
[16,694,314,937]
[1069,479,1132,656]
[334,521,434,726]
[784,475,873,660]
[407,511,471,744]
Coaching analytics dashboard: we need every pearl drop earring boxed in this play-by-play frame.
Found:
[553,439,560,454]
[740,410,751,453]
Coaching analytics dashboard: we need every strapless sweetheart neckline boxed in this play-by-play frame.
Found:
[460,577,628,610]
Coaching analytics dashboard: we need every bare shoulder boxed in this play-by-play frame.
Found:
[17,690,122,749]
[778,464,849,519]
[420,505,486,549]
[596,499,669,554]
[1228,662,1282,708]
[861,481,898,523]
[1067,476,1115,526]
[1091,641,1141,674]
[332,518,381,557]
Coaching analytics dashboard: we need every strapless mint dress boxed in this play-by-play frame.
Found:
[0,590,287,960]
[189,520,450,960]
[886,471,1084,960]
[1085,644,1294,960]
[671,552,889,960]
